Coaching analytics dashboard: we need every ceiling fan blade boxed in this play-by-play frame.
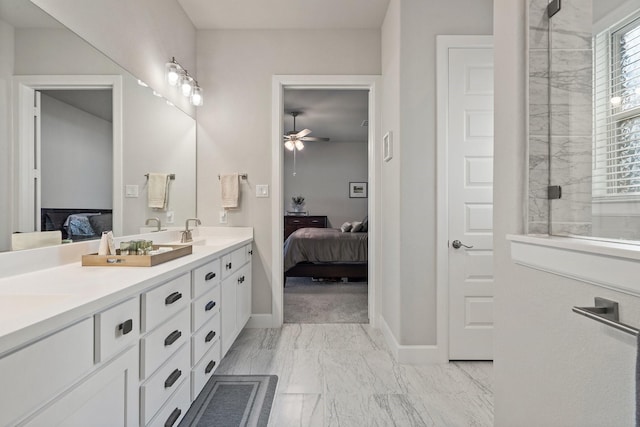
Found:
[300,136,331,142]
[296,128,312,138]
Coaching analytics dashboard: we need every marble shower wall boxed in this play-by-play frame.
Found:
[528,0,593,236]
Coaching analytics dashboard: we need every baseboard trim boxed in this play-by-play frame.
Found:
[379,316,446,365]
[245,314,273,328]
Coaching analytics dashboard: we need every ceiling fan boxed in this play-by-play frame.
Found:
[283,111,330,151]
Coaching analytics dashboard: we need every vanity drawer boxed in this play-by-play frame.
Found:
[147,376,190,427]
[221,246,248,278]
[0,318,93,427]
[191,339,221,401]
[141,343,190,425]
[94,297,139,363]
[140,307,190,379]
[192,312,221,365]
[192,258,220,299]
[192,284,221,332]
[142,273,190,332]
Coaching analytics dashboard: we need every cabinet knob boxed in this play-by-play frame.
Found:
[164,330,182,346]
[205,301,216,311]
[118,319,133,335]
[205,330,216,343]
[165,408,181,427]
[205,272,216,281]
[165,292,182,305]
[164,369,182,388]
[205,360,216,374]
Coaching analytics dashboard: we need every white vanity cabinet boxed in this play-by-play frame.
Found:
[220,243,253,356]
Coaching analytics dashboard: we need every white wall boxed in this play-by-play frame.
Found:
[493,0,639,425]
[0,19,13,251]
[380,0,493,346]
[197,29,381,315]
[40,93,112,209]
[283,142,368,228]
[30,0,197,116]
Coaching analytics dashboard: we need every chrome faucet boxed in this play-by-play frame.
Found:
[181,218,201,243]
[145,217,162,232]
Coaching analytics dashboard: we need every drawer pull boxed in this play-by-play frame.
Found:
[226,262,232,270]
[165,292,182,305]
[237,275,245,284]
[205,330,216,343]
[165,408,181,427]
[205,272,216,281]
[118,319,133,335]
[205,360,216,374]
[205,301,216,311]
[248,250,253,255]
[311,220,319,223]
[292,220,301,223]
[164,330,182,346]
[164,369,182,388]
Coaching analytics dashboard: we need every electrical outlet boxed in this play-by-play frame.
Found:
[125,185,139,198]
[219,210,227,224]
[166,211,174,224]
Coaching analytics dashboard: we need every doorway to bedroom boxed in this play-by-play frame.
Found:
[282,88,370,324]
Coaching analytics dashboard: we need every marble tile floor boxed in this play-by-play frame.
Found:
[216,324,493,426]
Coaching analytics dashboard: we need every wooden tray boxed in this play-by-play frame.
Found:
[82,244,193,267]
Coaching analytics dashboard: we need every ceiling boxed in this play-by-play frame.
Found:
[177,0,390,30]
[283,90,369,143]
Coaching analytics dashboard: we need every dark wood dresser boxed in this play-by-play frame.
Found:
[284,215,327,240]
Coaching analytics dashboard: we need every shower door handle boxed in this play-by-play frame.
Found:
[451,240,473,249]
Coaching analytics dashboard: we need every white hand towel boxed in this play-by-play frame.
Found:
[221,173,239,209]
[148,173,170,209]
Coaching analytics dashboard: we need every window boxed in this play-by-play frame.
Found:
[593,16,640,198]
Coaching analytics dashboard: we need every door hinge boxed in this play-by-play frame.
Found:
[548,185,562,200]
[547,0,561,18]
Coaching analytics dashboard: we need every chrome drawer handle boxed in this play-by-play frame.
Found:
[164,369,181,388]
[165,292,182,305]
[205,301,216,311]
[205,272,216,281]
[165,408,181,427]
[164,330,182,346]
[205,360,216,374]
[205,330,216,343]
[118,319,133,335]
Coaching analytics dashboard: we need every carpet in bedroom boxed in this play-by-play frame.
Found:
[284,277,368,323]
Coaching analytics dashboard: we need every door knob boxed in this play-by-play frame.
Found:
[451,240,473,249]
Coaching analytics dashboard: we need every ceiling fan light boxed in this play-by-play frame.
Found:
[295,140,304,151]
[284,140,295,151]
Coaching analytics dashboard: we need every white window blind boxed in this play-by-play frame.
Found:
[593,16,640,198]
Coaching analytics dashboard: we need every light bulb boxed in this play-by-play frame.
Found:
[166,60,181,86]
[295,140,304,151]
[285,141,295,151]
[180,74,193,97]
[190,86,203,106]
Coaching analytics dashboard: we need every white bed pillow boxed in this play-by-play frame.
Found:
[340,222,352,232]
[351,221,363,232]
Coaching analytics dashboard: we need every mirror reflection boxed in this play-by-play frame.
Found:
[0,0,196,251]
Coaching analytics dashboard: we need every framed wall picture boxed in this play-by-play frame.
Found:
[383,131,393,162]
[349,182,368,198]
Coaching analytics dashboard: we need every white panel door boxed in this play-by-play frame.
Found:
[448,47,494,360]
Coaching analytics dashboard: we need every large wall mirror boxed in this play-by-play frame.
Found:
[0,0,196,251]
[528,0,640,242]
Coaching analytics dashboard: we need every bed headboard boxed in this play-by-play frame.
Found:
[41,208,113,240]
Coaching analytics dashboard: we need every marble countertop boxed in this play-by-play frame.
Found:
[0,227,252,356]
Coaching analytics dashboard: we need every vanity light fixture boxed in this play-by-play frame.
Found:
[165,56,204,106]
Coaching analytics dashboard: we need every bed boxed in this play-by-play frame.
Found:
[41,208,113,241]
[283,227,368,284]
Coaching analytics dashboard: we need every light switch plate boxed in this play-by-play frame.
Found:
[256,184,269,198]
[166,211,174,224]
[219,210,227,224]
[125,185,139,198]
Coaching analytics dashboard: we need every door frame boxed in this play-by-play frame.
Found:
[12,75,123,236]
[271,75,381,328]
[436,36,493,361]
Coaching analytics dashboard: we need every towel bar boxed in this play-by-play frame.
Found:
[572,297,639,336]
[145,173,175,180]
[218,173,248,180]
